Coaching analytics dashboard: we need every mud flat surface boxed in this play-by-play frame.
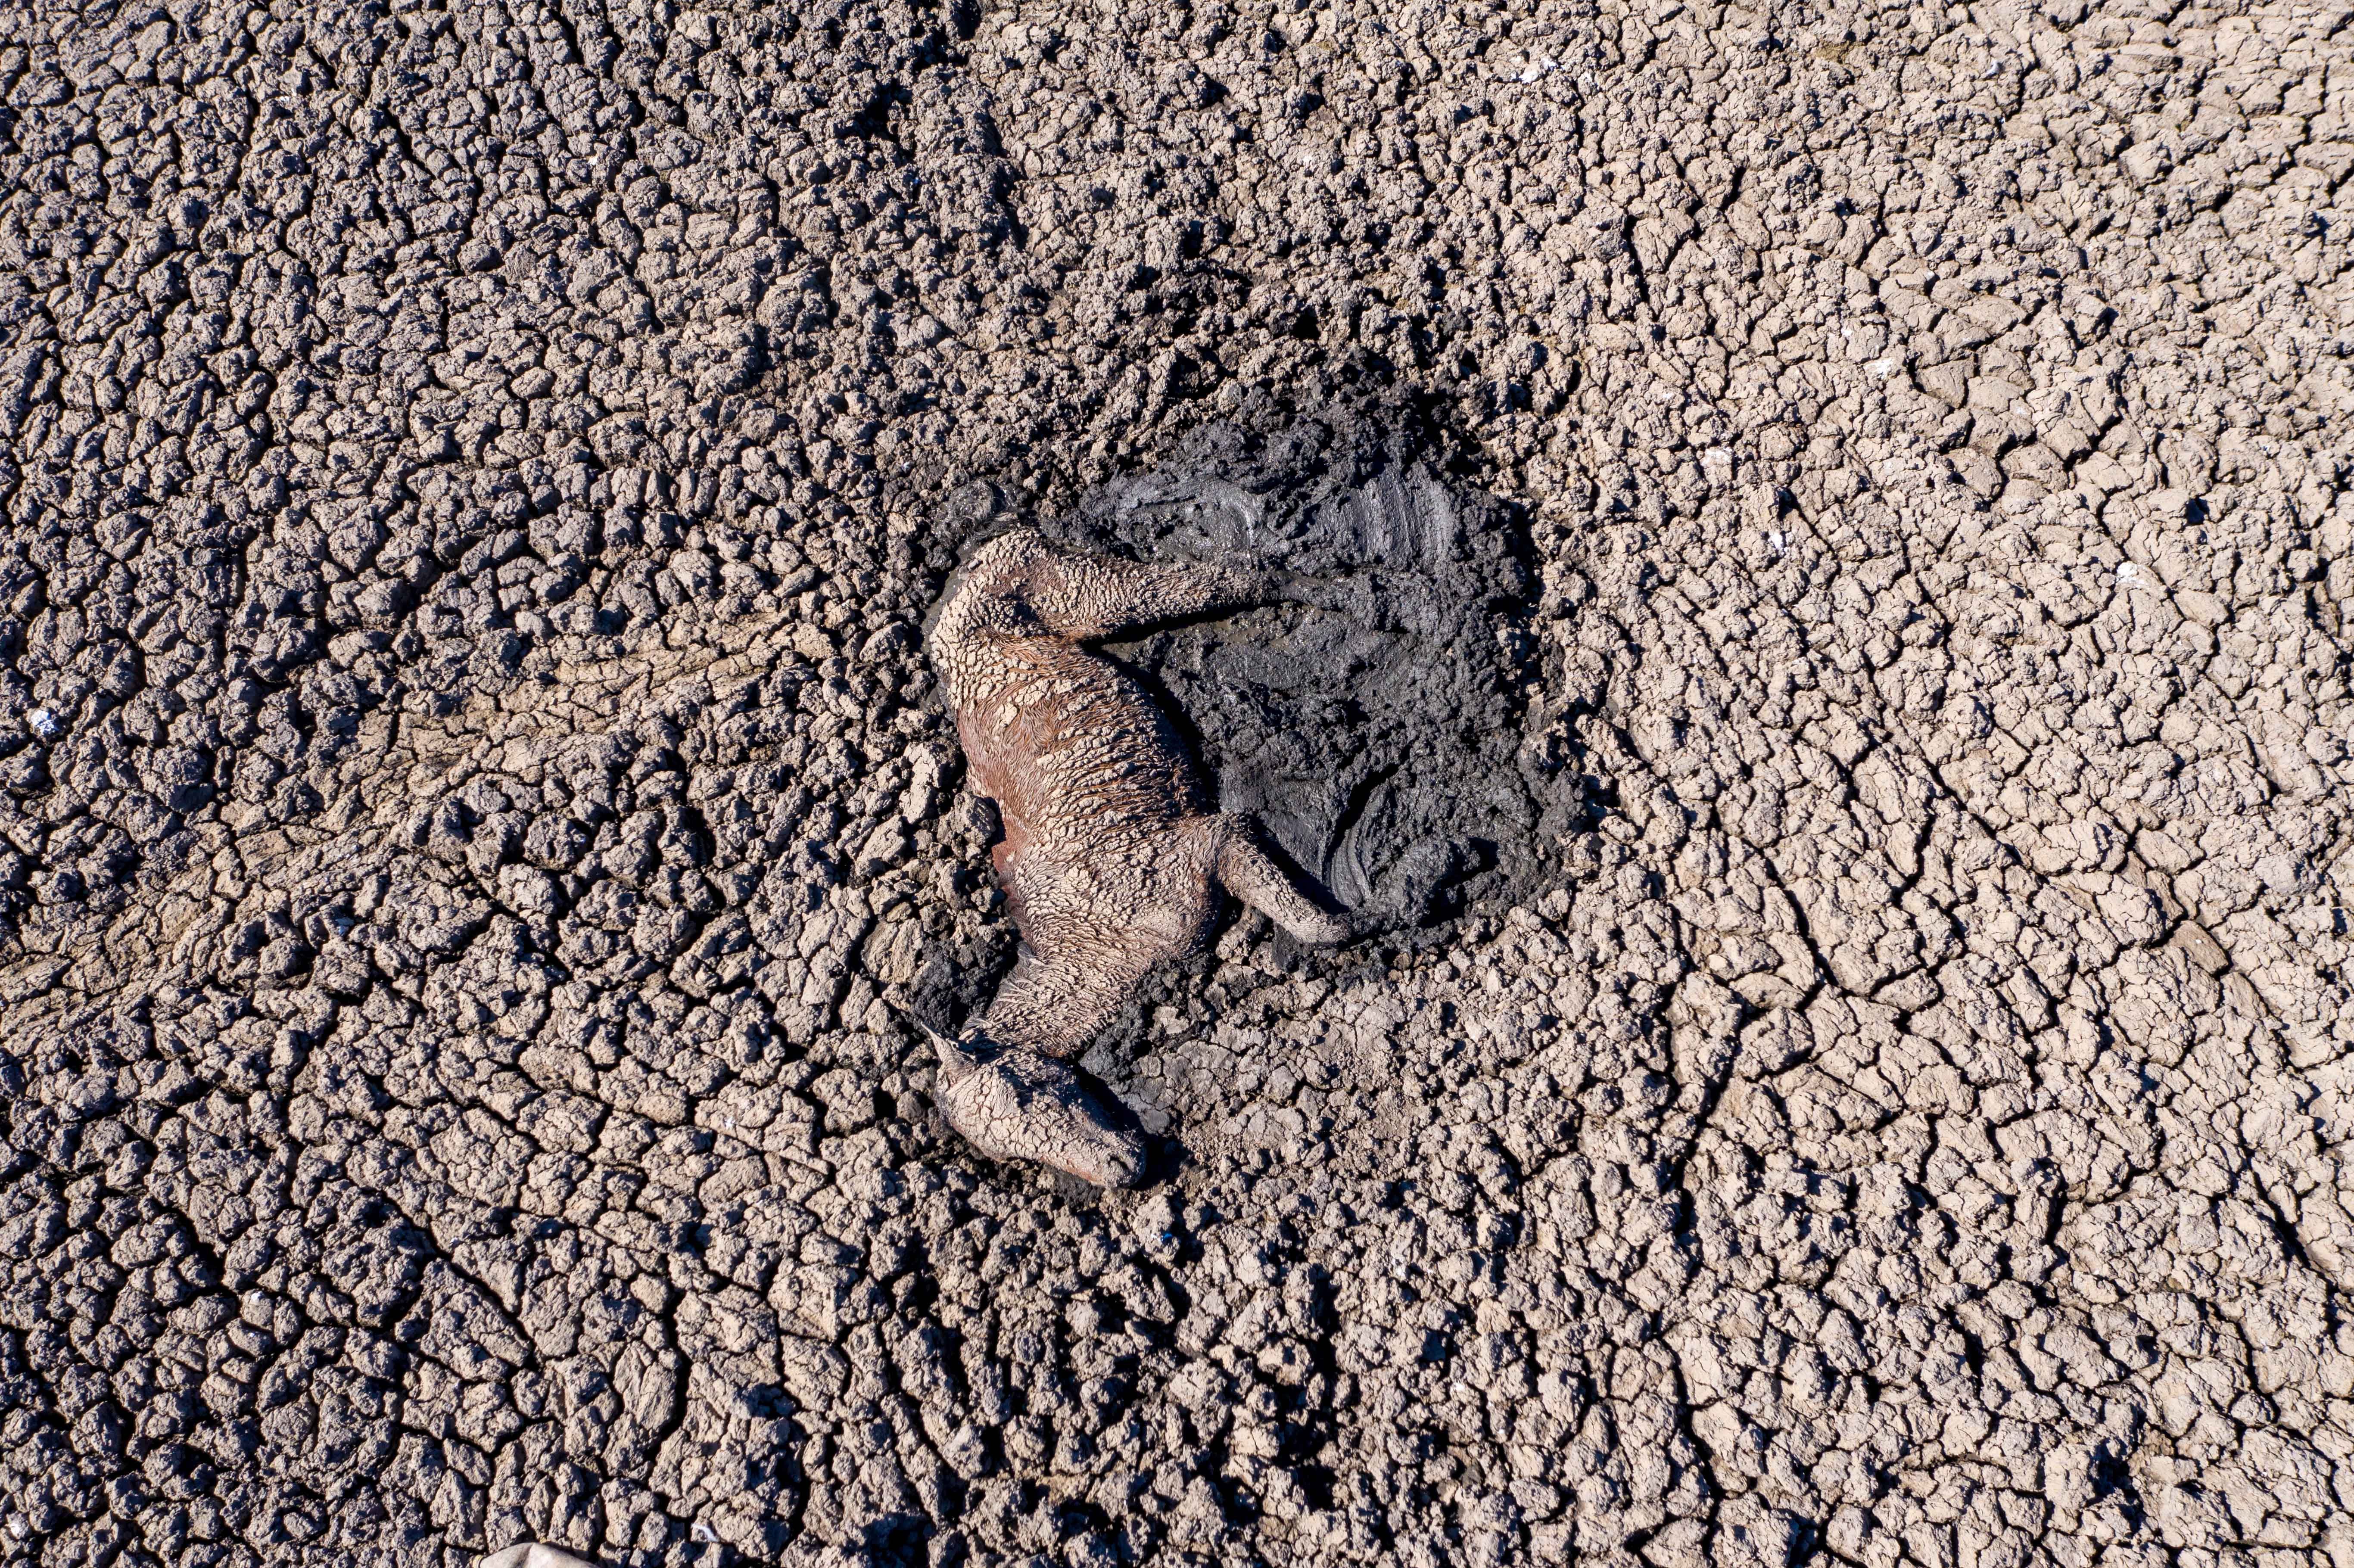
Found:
[2,0,2351,1565]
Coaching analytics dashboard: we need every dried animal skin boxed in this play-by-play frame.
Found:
[925,528,1353,1183]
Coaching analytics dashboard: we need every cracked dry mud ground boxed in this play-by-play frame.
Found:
[1,0,2351,1562]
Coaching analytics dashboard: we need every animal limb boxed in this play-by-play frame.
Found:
[1018,540,1268,641]
[1214,817,1355,946]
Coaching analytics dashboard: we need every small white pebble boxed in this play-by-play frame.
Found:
[27,708,57,737]
[2116,562,2139,582]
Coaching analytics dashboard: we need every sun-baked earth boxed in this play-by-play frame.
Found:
[1,0,2350,1566]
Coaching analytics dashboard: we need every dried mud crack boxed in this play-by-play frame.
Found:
[2,0,2351,1566]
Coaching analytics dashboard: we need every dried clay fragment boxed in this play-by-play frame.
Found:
[479,1546,599,1568]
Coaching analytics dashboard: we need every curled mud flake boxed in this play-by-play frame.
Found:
[479,1547,600,1568]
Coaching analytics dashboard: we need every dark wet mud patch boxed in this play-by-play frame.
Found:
[1043,414,1588,947]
